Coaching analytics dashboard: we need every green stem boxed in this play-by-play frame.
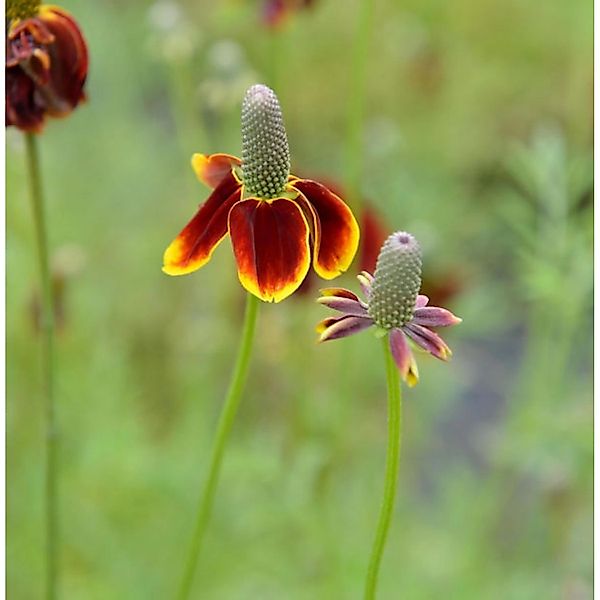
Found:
[345,0,375,213]
[25,132,58,600]
[364,337,402,599]
[176,293,260,600]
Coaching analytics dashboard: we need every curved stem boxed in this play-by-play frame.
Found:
[364,336,402,599]
[25,132,58,600]
[345,0,375,213]
[176,293,260,600]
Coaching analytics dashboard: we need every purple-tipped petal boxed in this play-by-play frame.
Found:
[415,294,429,308]
[389,329,419,387]
[317,314,373,342]
[403,322,451,361]
[413,306,462,328]
[357,271,373,297]
[319,287,361,302]
[317,295,369,316]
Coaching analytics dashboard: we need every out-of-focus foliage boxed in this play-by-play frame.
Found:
[7,0,592,597]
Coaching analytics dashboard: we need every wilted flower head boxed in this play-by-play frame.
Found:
[163,83,359,303]
[6,0,88,132]
[316,231,461,386]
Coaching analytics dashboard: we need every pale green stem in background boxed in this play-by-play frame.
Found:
[25,132,58,600]
[176,293,260,600]
[345,0,375,213]
[364,336,402,599]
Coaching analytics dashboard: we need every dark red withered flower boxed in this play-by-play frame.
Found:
[6,3,88,132]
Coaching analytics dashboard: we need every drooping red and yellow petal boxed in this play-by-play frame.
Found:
[228,198,311,303]
[191,153,242,189]
[290,179,359,279]
[163,174,242,276]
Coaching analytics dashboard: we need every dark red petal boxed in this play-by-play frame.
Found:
[37,6,88,116]
[291,179,359,279]
[191,153,242,189]
[228,198,311,302]
[6,17,54,66]
[163,174,242,275]
[5,67,46,132]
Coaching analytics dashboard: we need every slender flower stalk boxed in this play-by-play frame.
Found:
[6,3,87,597]
[176,294,259,600]
[364,337,402,599]
[316,231,461,594]
[25,132,58,600]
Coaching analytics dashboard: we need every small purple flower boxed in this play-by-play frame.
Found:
[316,231,461,386]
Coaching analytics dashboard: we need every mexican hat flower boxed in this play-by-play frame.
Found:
[316,231,461,386]
[6,0,88,132]
[163,83,360,303]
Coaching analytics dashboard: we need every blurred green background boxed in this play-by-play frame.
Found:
[7,0,593,597]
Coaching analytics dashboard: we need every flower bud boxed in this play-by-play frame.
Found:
[368,232,422,329]
[241,84,290,199]
[6,5,88,132]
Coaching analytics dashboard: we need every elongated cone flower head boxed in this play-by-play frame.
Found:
[368,232,422,329]
[241,84,291,199]
[6,0,88,132]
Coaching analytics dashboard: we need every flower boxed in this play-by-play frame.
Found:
[261,0,315,29]
[6,0,88,132]
[163,84,360,303]
[316,231,461,386]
